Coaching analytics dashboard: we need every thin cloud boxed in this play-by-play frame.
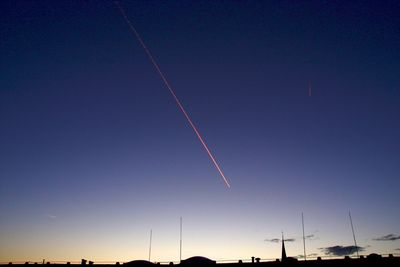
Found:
[264,238,280,243]
[320,245,365,256]
[373,234,400,241]
[264,238,295,243]
[45,214,57,219]
[305,234,316,240]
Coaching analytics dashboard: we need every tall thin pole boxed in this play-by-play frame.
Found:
[179,217,183,262]
[302,212,306,261]
[148,229,152,262]
[349,212,359,258]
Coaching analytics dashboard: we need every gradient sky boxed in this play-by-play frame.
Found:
[1,0,400,263]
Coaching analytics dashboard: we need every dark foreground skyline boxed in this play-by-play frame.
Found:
[3,254,400,267]
[1,0,400,262]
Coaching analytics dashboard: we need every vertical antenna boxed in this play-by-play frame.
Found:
[179,217,183,262]
[308,81,312,97]
[349,212,359,258]
[302,212,306,261]
[148,229,152,262]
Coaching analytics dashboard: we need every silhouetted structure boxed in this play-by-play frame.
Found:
[281,234,287,261]
[124,260,155,267]
[180,257,216,266]
[2,255,400,267]
[3,253,400,267]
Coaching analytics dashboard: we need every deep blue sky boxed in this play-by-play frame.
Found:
[1,0,400,263]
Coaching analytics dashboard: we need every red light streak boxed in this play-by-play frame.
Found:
[115,1,231,188]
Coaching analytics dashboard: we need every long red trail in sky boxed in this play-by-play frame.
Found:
[115,2,231,188]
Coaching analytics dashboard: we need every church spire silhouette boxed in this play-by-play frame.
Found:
[281,232,287,261]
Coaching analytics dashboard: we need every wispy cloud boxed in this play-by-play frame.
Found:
[305,234,316,240]
[320,245,365,256]
[45,214,57,219]
[264,238,280,243]
[373,234,400,241]
[264,237,295,243]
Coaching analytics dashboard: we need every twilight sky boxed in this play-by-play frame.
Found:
[1,0,400,263]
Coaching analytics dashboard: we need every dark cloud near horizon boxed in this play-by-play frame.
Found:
[297,253,319,259]
[320,245,365,256]
[373,234,400,241]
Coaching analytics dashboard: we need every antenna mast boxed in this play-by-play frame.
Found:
[302,213,306,261]
[148,229,152,261]
[179,217,183,262]
[349,212,359,258]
